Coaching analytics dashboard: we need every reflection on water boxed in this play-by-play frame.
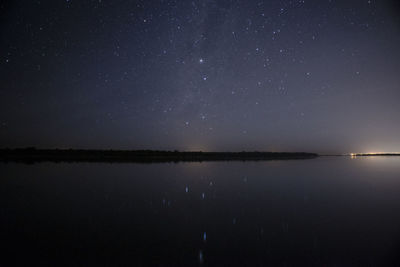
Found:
[1,157,400,266]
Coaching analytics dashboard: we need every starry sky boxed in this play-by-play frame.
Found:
[1,0,399,153]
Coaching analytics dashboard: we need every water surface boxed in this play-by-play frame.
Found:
[1,157,399,266]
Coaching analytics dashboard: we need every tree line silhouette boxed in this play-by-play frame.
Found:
[0,147,318,164]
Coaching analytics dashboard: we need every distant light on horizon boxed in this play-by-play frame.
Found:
[349,152,400,157]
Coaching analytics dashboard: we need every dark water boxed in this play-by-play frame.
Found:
[1,157,400,266]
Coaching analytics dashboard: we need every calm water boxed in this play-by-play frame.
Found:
[1,157,400,266]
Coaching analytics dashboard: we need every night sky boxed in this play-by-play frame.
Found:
[1,0,399,153]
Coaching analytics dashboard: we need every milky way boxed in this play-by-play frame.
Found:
[1,0,399,153]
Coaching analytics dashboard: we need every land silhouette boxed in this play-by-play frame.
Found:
[0,147,318,163]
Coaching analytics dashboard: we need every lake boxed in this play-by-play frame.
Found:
[1,156,399,266]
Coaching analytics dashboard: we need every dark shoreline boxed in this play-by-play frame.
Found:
[0,148,318,163]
